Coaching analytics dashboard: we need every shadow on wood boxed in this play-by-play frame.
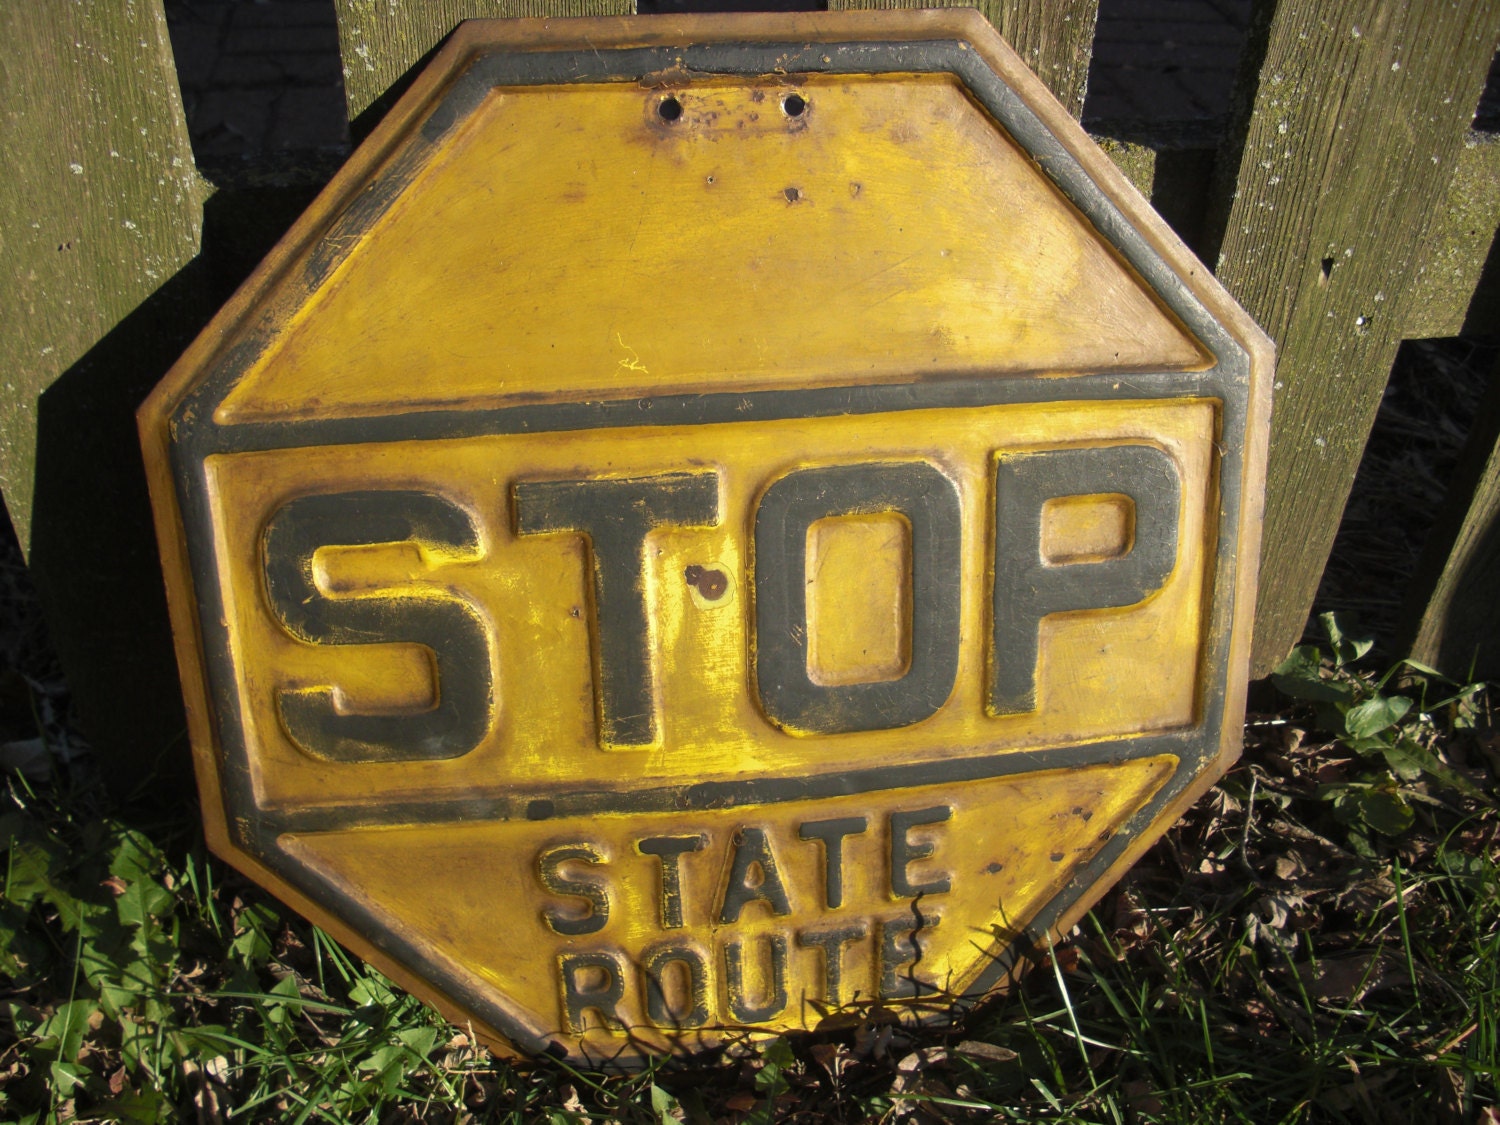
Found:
[27,183,329,809]
[29,261,207,807]
[1400,355,1500,682]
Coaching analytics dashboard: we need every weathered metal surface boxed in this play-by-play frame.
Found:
[138,12,1272,1066]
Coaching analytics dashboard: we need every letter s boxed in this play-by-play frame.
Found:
[262,490,493,763]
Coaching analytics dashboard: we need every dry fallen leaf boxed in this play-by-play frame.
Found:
[954,1040,1018,1063]
[182,1055,230,1125]
[895,1046,947,1073]
[1296,952,1391,1005]
[808,1040,844,1077]
[1122,1079,1163,1117]
[557,1082,584,1114]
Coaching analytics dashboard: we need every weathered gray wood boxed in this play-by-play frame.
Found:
[336,0,633,124]
[1405,131,1500,340]
[1399,358,1500,680]
[827,0,1098,118]
[0,3,207,800]
[0,1,203,552]
[1204,0,1500,677]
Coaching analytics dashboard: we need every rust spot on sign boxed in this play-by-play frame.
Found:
[685,564,728,601]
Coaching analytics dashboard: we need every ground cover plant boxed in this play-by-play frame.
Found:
[1,613,1497,1123]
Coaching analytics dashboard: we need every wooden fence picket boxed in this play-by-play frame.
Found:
[1203,0,1499,676]
[334,0,633,127]
[0,0,202,553]
[1405,131,1500,341]
[1399,355,1500,681]
[1,1,208,796]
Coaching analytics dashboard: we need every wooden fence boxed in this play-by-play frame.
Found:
[2,0,1497,790]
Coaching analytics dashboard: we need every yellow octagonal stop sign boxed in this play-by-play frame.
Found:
[140,12,1272,1065]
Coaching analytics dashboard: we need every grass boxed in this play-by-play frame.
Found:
[1,636,1497,1123]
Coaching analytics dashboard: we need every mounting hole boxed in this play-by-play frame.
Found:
[658,95,683,122]
[781,93,807,118]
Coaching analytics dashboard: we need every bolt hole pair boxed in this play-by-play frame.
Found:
[657,92,807,122]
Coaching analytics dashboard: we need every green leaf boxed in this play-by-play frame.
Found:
[1436,848,1489,882]
[49,1058,89,1094]
[651,1083,684,1124]
[1272,644,1321,679]
[1377,742,1427,782]
[0,900,50,981]
[107,829,162,883]
[1397,658,1449,680]
[254,972,304,1027]
[755,1036,796,1095]
[1272,646,1354,703]
[141,995,173,1028]
[349,973,399,1011]
[119,1013,148,1073]
[77,914,137,999]
[356,1038,418,1098]
[1346,827,1379,859]
[1323,787,1368,830]
[92,1086,169,1125]
[170,1024,233,1061]
[98,976,143,1021]
[1320,612,1373,667]
[5,1000,42,1040]
[1356,789,1415,836]
[116,876,174,930]
[33,998,97,1063]
[229,901,278,968]
[4,840,53,909]
[396,1025,438,1056]
[1385,739,1487,799]
[1345,695,1412,740]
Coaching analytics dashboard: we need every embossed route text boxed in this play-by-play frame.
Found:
[537,806,953,1032]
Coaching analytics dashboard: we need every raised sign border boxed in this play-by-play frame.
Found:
[140,11,1272,1062]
